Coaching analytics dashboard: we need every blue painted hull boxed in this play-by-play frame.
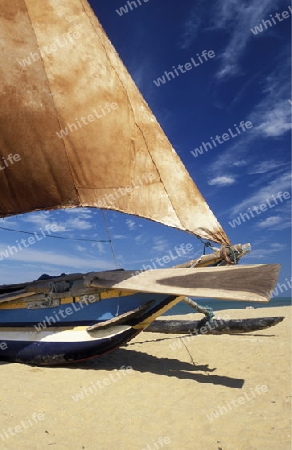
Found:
[0,292,180,365]
[0,327,139,365]
[0,292,168,327]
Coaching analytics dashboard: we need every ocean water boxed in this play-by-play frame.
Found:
[163,297,291,316]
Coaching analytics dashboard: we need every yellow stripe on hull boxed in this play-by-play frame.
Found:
[0,289,137,310]
[132,296,183,330]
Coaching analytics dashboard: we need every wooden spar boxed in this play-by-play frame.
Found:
[0,273,109,305]
[145,317,285,334]
[175,243,251,268]
[0,290,38,303]
[86,301,154,331]
[0,264,281,304]
[86,264,281,302]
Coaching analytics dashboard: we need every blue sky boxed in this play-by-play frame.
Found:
[0,0,291,291]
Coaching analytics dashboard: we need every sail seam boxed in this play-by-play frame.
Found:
[135,124,184,226]
[79,0,183,228]
[23,0,81,207]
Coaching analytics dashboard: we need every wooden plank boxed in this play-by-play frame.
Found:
[0,264,281,304]
[86,300,154,331]
[145,317,285,334]
[175,243,251,268]
[0,290,36,303]
[86,264,281,302]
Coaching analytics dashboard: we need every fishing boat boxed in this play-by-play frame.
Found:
[0,0,281,365]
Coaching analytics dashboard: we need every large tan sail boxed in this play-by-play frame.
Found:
[0,0,229,245]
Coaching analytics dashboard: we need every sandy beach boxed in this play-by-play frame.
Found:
[0,305,290,450]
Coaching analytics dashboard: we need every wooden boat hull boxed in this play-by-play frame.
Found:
[0,291,176,326]
[0,325,139,365]
[0,263,281,365]
[0,292,180,365]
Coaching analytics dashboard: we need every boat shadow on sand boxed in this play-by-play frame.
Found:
[0,332,281,388]
[28,346,245,389]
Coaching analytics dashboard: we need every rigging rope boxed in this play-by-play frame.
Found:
[182,297,214,333]
[0,225,110,243]
[101,211,120,269]
[1,214,120,269]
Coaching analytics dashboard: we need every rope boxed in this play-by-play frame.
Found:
[219,245,239,265]
[197,237,214,255]
[101,211,120,269]
[182,297,214,333]
[0,225,110,243]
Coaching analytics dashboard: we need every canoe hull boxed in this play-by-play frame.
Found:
[0,325,139,366]
[0,292,180,365]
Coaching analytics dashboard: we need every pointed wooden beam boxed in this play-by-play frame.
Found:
[0,289,37,303]
[175,243,251,268]
[0,263,281,304]
[145,317,285,334]
[86,264,281,302]
[86,300,154,331]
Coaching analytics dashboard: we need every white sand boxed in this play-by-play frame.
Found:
[0,306,290,450]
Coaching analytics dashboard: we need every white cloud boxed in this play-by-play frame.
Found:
[179,8,202,49]
[125,219,136,231]
[134,234,148,245]
[0,245,113,270]
[230,172,291,215]
[212,0,285,79]
[256,216,282,228]
[233,159,248,167]
[20,210,92,232]
[208,56,290,181]
[242,241,286,260]
[95,242,106,255]
[270,243,286,251]
[248,160,286,174]
[208,176,236,186]
[152,237,169,252]
[21,211,53,229]
[64,217,92,231]
[254,99,292,137]
[76,245,86,252]
[180,0,288,80]
[63,208,93,217]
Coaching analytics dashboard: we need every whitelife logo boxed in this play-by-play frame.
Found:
[18,31,81,68]
[250,6,292,35]
[0,153,21,171]
[191,121,253,158]
[0,413,45,442]
[206,385,268,421]
[56,103,118,139]
[71,366,133,402]
[96,173,155,208]
[0,224,58,261]
[228,191,291,228]
[153,50,215,87]
[116,0,151,16]
[132,243,193,276]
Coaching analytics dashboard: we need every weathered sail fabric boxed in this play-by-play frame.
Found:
[0,0,230,245]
